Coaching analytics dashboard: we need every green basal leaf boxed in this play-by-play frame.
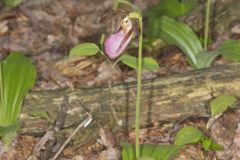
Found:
[210,94,237,116]
[174,126,204,145]
[201,138,223,151]
[217,40,240,62]
[195,51,219,68]
[120,54,159,70]
[143,57,160,70]
[69,43,100,57]
[3,0,22,7]
[146,16,203,67]
[122,143,135,160]
[181,0,198,14]
[0,121,20,137]
[0,121,20,146]
[120,54,137,69]
[122,143,181,160]
[0,52,36,145]
[144,0,198,18]
[201,138,212,151]
[138,157,155,160]
[199,36,214,46]
[2,131,17,146]
[208,142,224,151]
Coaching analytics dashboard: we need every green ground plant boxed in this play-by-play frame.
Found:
[174,125,223,151]
[0,52,36,146]
[145,0,240,69]
[3,0,22,7]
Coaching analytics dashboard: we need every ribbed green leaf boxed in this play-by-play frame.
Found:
[143,57,160,70]
[2,131,17,146]
[208,141,223,151]
[3,0,22,7]
[174,126,204,145]
[120,54,137,69]
[146,16,203,67]
[69,43,100,57]
[120,54,159,70]
[201,138,223,151]
[195,51,219,68]
[144,0,198,18]
[0,52,36,145]
[138,157,155,160]
[217,40,240,62]
[210,94,237,116]
[0,121,20,137]
[0,121,20,146]
[122,143,181,160]
[201,138,212,151]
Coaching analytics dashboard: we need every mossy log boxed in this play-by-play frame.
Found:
[20,63,240,145]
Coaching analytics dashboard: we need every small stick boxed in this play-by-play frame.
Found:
[76,100,102,127]
[33,95,69,158]
[50,115,93,160]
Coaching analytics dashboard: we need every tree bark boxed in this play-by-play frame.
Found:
[21,63,240,144]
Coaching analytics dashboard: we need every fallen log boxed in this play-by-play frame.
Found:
[21,63,240,145]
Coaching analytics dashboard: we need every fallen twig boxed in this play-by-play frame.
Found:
[50,115,93,160]
[32,95,69,159]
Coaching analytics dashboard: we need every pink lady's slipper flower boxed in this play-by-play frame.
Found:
[104,16,134,59]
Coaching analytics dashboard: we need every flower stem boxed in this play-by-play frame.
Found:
[0,62,3,125]
[204,0,211,51]
[135,16,143,159]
